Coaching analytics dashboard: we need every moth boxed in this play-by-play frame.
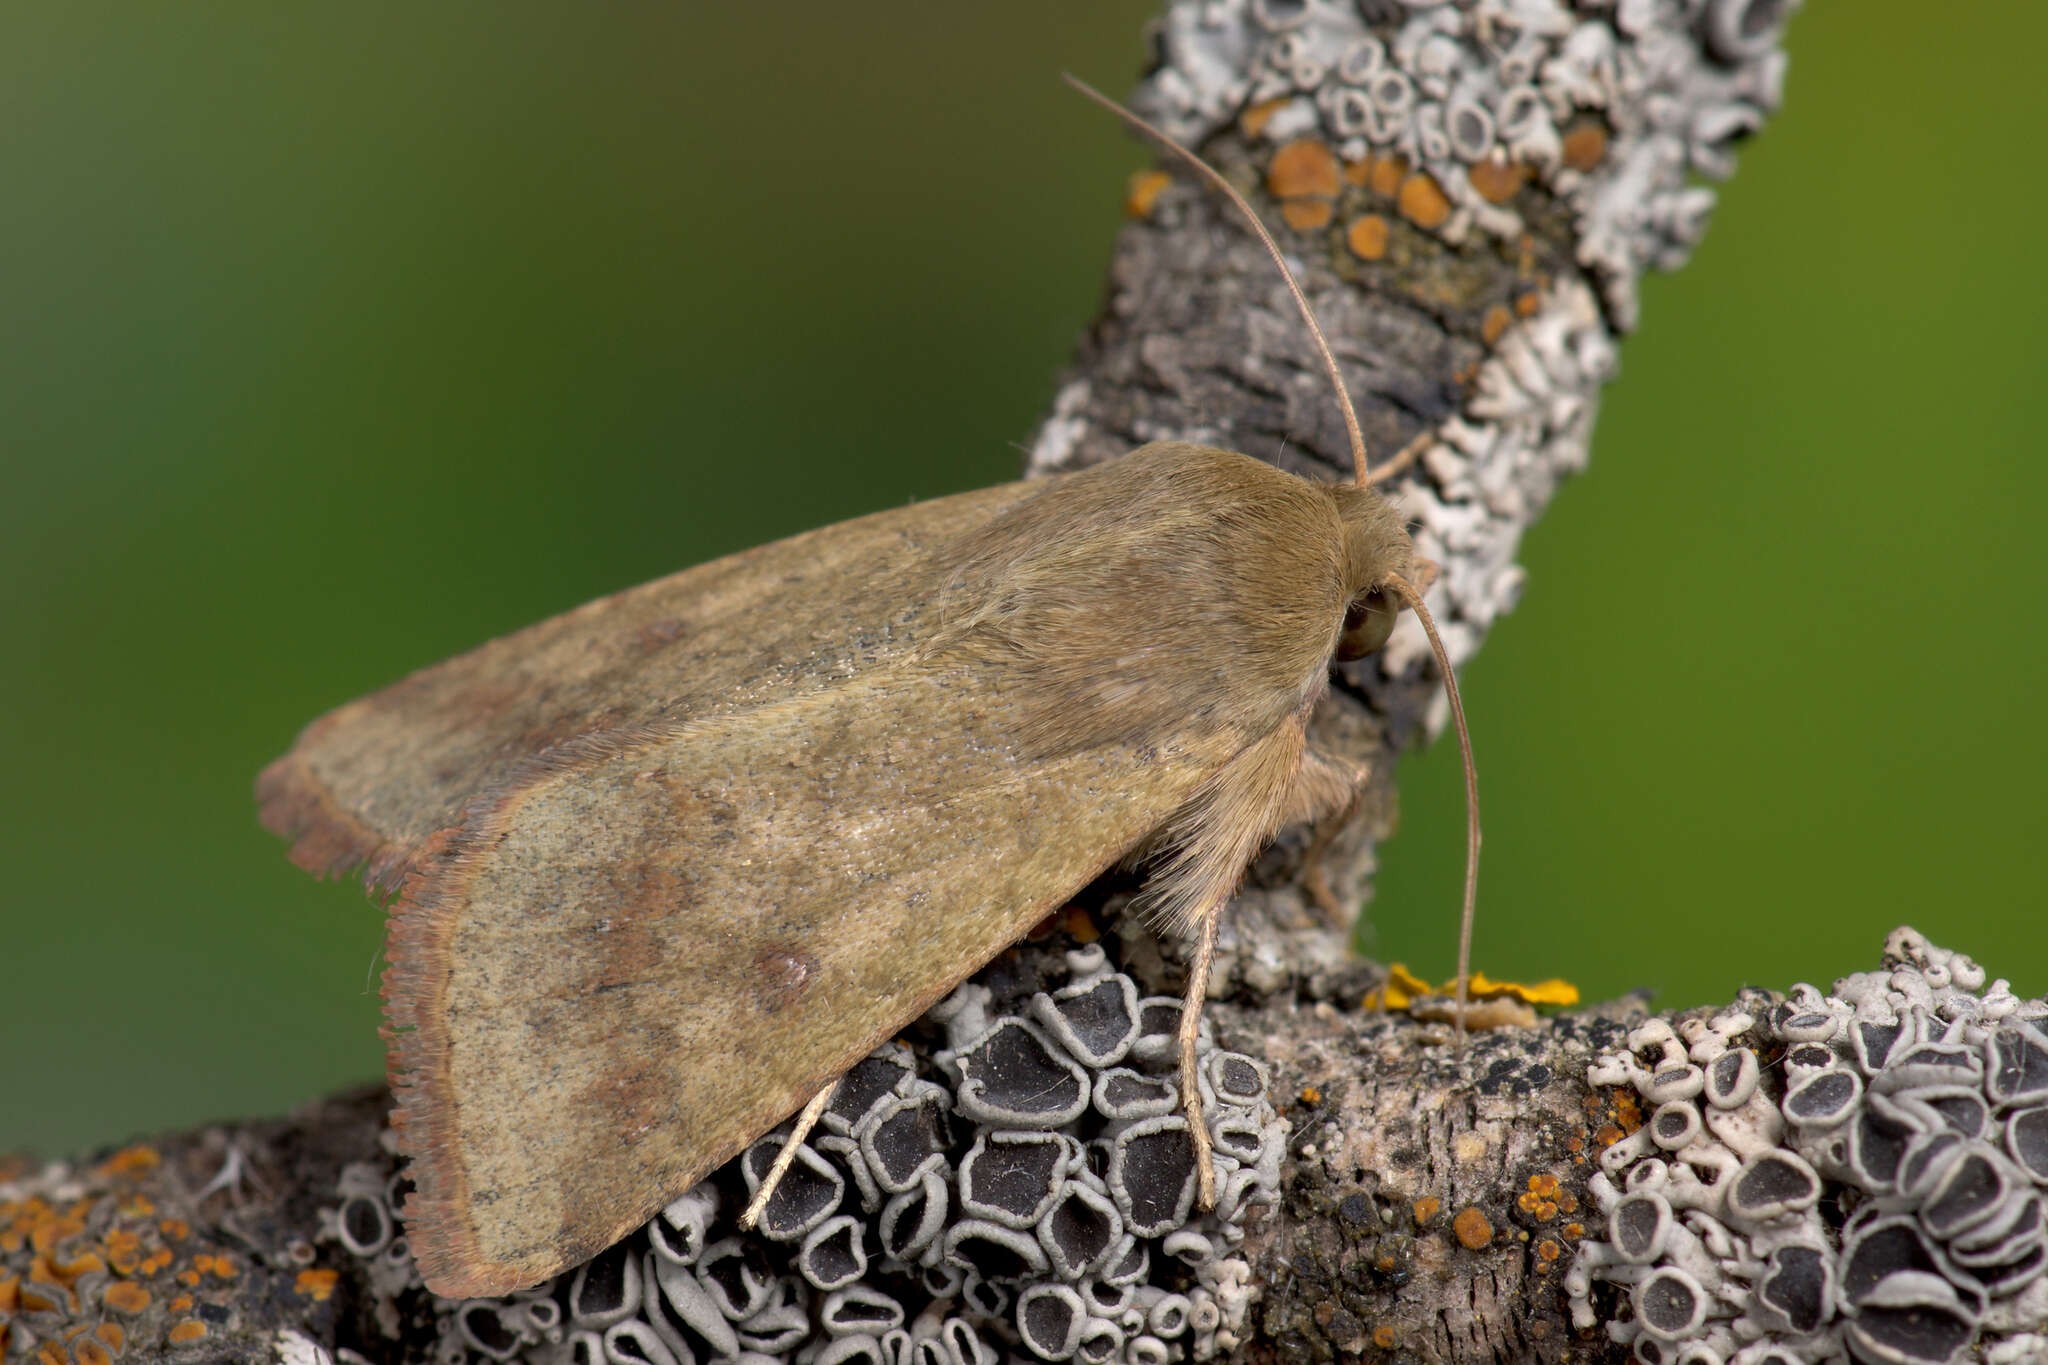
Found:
[258,79,1479,1299]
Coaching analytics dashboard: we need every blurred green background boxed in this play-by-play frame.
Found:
[5,2,2043,1156]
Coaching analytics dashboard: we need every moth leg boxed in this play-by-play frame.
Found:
[1286,746,1372,927]
[1177,893,1227,1211]
[738,1078,839,1232]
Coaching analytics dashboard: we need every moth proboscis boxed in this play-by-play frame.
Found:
[257,75,1480,1298]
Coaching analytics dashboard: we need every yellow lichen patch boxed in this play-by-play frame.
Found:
[94,1146,160,1180]
[1346,214,1390,261]
[1267,139,1341,200]
[73,1336,113,1365]
[1298,1085,1321,1106]
[1368,153,1407,198]
[1361,962,1431,1011]
[1467,159,1528,205]
[1481,303,1513,347]
[167,1320,207,1345]
[118,1195,154,1219]
[1396,172,1452,230]
[1239,96,1289,139]
[1562,118,1609,173]
[295,1268,339,1302]
[1412,1196,1441,1226]
[1467,972,1581,1006]
[1452,1206,1494,1249]
[1125,168,1171,220]
[95,1323,126,1354]
[1280,198,1334,231]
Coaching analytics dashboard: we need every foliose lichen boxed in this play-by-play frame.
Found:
[321,945,1286,1364]
[1570,928,2048,1365]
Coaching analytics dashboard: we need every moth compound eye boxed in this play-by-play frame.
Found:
[1334,588,1398,662]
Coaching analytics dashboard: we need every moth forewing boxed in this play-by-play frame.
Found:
[268,444,1414,1297]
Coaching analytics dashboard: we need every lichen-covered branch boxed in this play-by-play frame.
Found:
[20,4,1995,1365]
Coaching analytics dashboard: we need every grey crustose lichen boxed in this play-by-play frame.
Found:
[317,945,1286,1364]
[1573,929,2048,1365]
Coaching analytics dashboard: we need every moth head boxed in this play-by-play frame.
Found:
[1328,482,1424,665]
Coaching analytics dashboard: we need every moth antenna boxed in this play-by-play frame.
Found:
[738,1079,838,1232]
[1064,74,1372,486]
[1383,573,1480,1038]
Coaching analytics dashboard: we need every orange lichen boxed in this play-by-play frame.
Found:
[167,1320,208,1344]
[35,1342,64,1365]
[176,1269,202,1288]
[0,1275,14,1313]
[1368,153,1408,198]
[1481,304,1513,347]
[1267,139,1341,200]
[1412,1196,1441,1226]
[1514,289,1542,318]
[1557,1191,1580,1215]
[1562,119,1609,173]
[1344,155,1375,187]
[1595,1124,1624,1149]
[168,1293,193,1314]
[1536,1238,1562,1264]
[1373,1251,1398,1274]
[1125,168,1172,220]
[1061,905,1100,943]
[118,1194,154,1219]
[94,1146,161,1179]
[1452,1206,1494,1249]
[73,1337,112,1365]
[1373,1325,1397,1349]
[158,1218,189,1242]
[138,1249,173,1275]
[296,1267,340,1302]
[1467,159,1528,205]
[208,1255,238,1280]
[1563,1221,1585,1241]
[1346,214,1390,261]
[1396,173,1452,230]
[1240,96,1290,139]
[104,1227,142,1275]
[1280,198,1334,231]
[16,1284,59,1314]
[1299,1086,1322,1106]
[95,1323,125,1353]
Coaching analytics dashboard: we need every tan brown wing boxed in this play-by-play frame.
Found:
[256,480,1047,890]
[386,654,1240,1296]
